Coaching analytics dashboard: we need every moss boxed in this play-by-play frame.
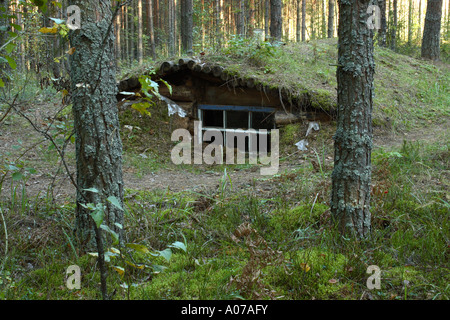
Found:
[136,253,243,299]
[269,203,328,233]
[279,123,303,148]
[265,248,351,299]
[309,89,336,112]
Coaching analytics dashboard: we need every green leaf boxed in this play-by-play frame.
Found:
[131,102,152,117]
[158,248,172,262]
[3,55,16,70]
[107,196,123,210]
[90,207,104,228]
[49,17,65,25]
[84,187,99,193]
[159,79,172,95]
[169,241,187,252]
[10,23,22,31]
[12,172,23,181]
[100,224,119,244]
[126,243,149,254]
[25,167,37,174]
[0,78,4,88]
[152,264,168,273]
[112,266,125,276]
[5,42,16,55]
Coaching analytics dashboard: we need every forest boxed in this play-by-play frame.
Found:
[0,0,448,305]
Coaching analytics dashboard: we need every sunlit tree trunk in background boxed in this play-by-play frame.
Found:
[331,0,375,238]
[138,0,143,64]
[147,0,156,59]
[296,0,301,41]
[407,0,413,46]
[302,0,306,41]
[168,0,175,56]
[421,0,443,60]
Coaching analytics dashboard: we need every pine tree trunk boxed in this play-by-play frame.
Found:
[138,0,143,64]
[331,0,374,238]
[148,0,156,59]
[390,0,397,50]
[421,0,443,60]
[302,0,306,41]
[327,0,334,38]
[378,0,387,46]
[237,0,245,36]
[168,0,175,56]
[296,0,301,41]
[265,0,270,39]
[68,0,124,249]
[270,0,282,41]
[181,0,193,54]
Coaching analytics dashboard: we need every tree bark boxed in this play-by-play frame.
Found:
[138,0,143,64]
[421,0,443,60]
[265,0,270,39]
[147,0,156,59]
[168,0,176,56]
[181,0,193,54]
[68,0,124,249]
[327,0,334,38]
[378,0,387,46]
[331,0,375,238]
[237,0,245,36]
[270,0,282,41]
[302,0,306,41]
[390,0,397,50]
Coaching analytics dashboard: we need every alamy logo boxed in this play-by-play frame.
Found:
[66,5,81,30]
[66,265,81,289]
[171,121,279,175]
[366,265,381,290]
[366,5,381,30]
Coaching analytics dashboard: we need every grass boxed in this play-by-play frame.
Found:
[0,39,449,300]
[0,135,448,300]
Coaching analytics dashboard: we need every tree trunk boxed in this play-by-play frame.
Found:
[115,5,121,62]
[378,0,387,46]
[148,0,156,59]
[237,0,245,36]
[181,0,193,54]
[327,0,334,38]
[421,0,443,60]
[138,0,143,64]
[168,0,176,56]
[407,0,413,45]
[296,0,301,41]
[270,0,282,41]
[265,0,270,39]
[331,0,374,238]
[68,0,124,249]
[302,0,306,41]
[390,0,397,50]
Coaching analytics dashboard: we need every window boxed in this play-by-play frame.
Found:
[198,105,275,153]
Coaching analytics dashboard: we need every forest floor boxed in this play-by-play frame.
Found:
[0,39,448,300]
